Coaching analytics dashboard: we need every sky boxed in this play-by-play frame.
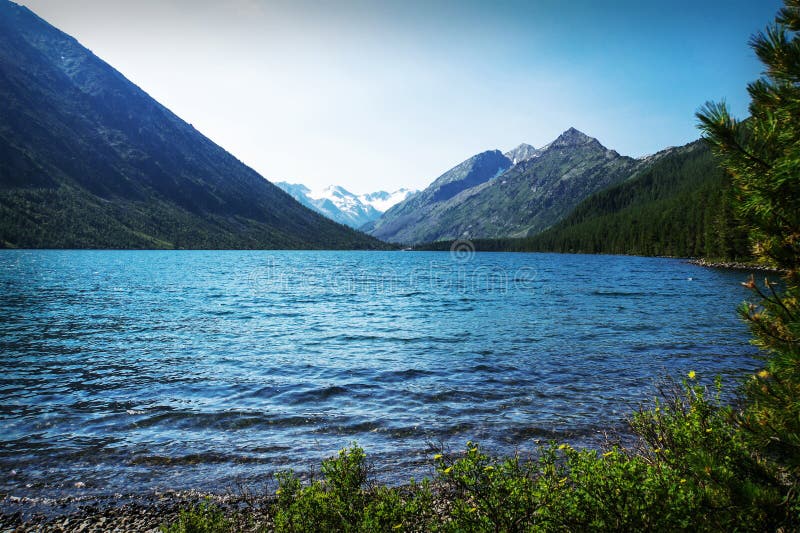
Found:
[17,0,784,194]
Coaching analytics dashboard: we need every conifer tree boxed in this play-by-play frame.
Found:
[697,1,800,274]
[697,0,800,516]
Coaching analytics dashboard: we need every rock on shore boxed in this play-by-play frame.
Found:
[0,490,272,532]
[688,258,785,273]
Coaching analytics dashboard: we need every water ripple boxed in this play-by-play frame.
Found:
[0,250,761,500]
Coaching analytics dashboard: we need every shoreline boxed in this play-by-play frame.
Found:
[0,490,269,532]
[687,258,785,274]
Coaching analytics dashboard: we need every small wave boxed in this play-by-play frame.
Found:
[312,420,382,435]
[608,323,659,333]
[283,385,350,404]
[441,421,477,436]
[129,452,271,466]
[419,388,506,403]
[386,425,425,438]
[133,410,309,431]
[397,291,425,297]
[320,333,403,342]
[497,424,617,443]
[378,368,436,382]
[591,290,649,297]
[471,363,518,373]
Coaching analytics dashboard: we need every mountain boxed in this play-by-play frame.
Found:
[366,128,638,244]
[421,140,750,261]
[0,1,384,249]
[275,183,415,229]
[361,150,512,240]
[515,140,750,259]
[504,143,540,165]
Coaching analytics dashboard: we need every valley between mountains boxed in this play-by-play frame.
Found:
[0,0,745,261]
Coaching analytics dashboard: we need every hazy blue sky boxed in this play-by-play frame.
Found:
[18,0,783,193]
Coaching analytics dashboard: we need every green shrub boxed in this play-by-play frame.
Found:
[434,442,545,531]
[160,501,230,533]
[361,481,436,532]
[631,375,785,530]
[273,444,436,532]
[550,446,699,531]
[434,439,703,532]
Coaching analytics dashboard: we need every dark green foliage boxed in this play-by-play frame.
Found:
[0,2,385,249]
[737,278,800,482]
[698,0,800,518]
[273,445,436,532]
[697,16,800,273]
[160,501,230,533]
[524,142,749,259]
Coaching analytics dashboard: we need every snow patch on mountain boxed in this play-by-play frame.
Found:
[360,188,417,212]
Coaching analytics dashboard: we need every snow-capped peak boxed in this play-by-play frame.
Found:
[275,182,417,229]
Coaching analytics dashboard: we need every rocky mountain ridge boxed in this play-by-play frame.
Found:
[365,128,642,244]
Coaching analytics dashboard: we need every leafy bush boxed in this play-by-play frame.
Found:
[272,444,436,532]
[433,442,544,531]
[630,376,784,529]
[160,501,230,533]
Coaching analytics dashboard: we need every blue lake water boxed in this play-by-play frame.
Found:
[0,250,761,500]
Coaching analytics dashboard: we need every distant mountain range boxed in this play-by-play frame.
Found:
[0,1,383,249]
[364,128,641,244]
[275,183,416,229]
[0,0,745,259]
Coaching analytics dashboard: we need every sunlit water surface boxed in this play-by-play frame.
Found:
[0,250,760,501]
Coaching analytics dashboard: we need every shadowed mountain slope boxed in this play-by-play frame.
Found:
[0,1,384,249]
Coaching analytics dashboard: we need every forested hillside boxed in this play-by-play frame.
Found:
[422,140,750,261]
